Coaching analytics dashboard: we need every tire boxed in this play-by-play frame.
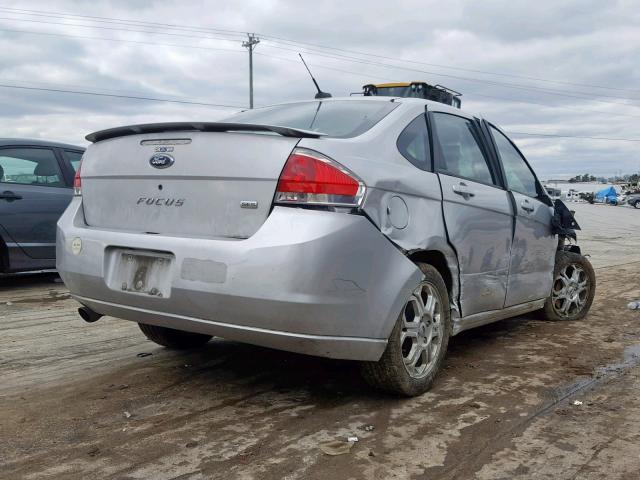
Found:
[633,201,640,209]
[360,263,451,397]
[138,323,212,349]
[543,251,596,321]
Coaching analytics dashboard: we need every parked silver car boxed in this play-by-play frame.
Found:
[57,97,595,396]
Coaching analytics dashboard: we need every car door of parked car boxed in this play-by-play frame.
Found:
[430,111,513,317]
[0,146,72,262]
[486,123,557,306]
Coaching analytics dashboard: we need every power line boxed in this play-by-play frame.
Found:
[1,82,637,144]
[506,132,640,142]
[4,19,639,110]
[257,41,640,105]
[0,83,244,108]
[465,92,640,119]
[2,12,639,106]
[4,22,640,121]
[257,51,640,120]
[0,77,160,98]
[2,5,638,95]
[0,15,244,44]
[0,10,638,143]
[251,37,640,96]
[0,27,243,53]
[0,5,245,38]
[0,7,640,93]
[3,24,640,123]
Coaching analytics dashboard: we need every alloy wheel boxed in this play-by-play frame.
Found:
[551,263,590,318]
[400,282,443,379]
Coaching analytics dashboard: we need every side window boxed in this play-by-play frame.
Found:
[433,113,496,185]
[63,150,83,172]
[397,114,431,170]
[0,148,64,187]
[490,126,538,198]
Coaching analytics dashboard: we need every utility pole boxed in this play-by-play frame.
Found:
[242,33,260,109]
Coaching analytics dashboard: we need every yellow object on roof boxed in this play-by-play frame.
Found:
[372,82,412,88]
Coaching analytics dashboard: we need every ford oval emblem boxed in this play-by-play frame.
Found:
[149,153,174,169]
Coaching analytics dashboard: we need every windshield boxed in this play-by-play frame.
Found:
[224,100,398,138]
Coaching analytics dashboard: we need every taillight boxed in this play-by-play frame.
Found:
[275,148,365,207]
[73,165,82,196]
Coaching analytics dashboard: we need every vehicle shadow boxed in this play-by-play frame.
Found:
[130,311,545,403]
[0,272,61,288]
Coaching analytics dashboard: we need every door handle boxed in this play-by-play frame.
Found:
[520,199,534,212]
[0,191,22,201]
[452,183,475,198]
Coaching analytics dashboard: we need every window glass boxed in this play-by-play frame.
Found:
[490,126,538,197]
[433,113,495,185]
[397,114,431,170]
[224,100,398,138]
[0,148,64,187]
[63,150,83,172]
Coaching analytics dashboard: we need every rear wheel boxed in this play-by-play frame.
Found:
[360,263,451,396]
[138,323,212,349]
[634,201,640,209]
[543,251,596,321]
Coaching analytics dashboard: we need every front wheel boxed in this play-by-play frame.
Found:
[360,263,451,396]
[543,251,596,321]
[633,201,640,209]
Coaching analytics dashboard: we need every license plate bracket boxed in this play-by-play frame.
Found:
[105,248,174,298]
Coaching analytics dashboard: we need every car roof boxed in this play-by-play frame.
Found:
[0,138,85,150]
[247,95,473,117]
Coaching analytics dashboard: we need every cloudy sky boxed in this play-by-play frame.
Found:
[1,0,639,179]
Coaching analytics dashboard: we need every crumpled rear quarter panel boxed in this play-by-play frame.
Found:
[58,200,422,344]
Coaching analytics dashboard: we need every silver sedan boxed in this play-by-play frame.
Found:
[57,97,595,396]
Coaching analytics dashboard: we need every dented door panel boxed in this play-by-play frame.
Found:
[439,173,513,316]
[505,192,556,306]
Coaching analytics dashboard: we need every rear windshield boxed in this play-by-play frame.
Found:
[224,100,398,138]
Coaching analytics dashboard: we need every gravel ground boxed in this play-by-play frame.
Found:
[1,202,639,480]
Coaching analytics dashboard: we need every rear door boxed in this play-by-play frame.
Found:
[0,146,72,260]
[486,124,557,306]
[431,111,513,317]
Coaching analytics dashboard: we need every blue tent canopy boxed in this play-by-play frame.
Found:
[595,186,618,201]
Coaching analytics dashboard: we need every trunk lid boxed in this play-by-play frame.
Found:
[81,130,301,239]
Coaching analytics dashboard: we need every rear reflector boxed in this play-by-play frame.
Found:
[275,148,365,207]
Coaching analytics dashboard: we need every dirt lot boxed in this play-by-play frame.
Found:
[1,202,639,480]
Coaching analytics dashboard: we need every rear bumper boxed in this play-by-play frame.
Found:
[57,198,422,361]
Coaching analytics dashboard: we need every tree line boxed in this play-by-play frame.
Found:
[568,173,639,183]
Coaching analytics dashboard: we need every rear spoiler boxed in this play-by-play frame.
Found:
[85,122,327,143]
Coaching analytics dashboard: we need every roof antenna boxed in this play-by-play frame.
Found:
[299,53,332,99]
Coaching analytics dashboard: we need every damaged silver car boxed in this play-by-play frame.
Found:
[56,97,595,396]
